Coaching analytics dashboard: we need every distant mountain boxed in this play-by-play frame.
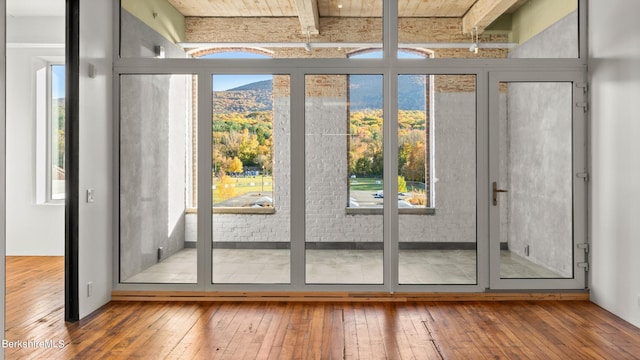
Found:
[213,76,427,114]
[214,81,272,114]
[349,75,427,111]
[227,80,272,92]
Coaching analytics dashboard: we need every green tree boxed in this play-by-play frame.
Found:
[355,157,371,176]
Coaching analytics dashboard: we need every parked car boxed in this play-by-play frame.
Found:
[373,191,410,200]
[252,196,273,207]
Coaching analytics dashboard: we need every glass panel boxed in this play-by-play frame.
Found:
[50,65,65,200]
[497,82,573,279]
[120,74,198,284]
[398,0,578,59]
[398,75,477,285]
[211,75,290,284]
[305,74,383,284]
[121,0,382,59]
[347,75,383,208]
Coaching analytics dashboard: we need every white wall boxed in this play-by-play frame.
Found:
[589,0,640,328]
[7,16,64,45]
[5,16,65,255]
[78,0,113,318]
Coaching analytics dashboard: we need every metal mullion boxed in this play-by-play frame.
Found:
[290,69,305,289]
[488,72,501,289]
[476,70,490,291]
[113,58,586,75]
[112,68,120,289]
[384,0,399,292]
[572,75,588,289]
[578,0,588,61]
[114,58,388,73]
[384,70,399,292]
[198,72,213,290]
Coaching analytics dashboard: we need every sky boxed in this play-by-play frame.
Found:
[209,50,423,91]
[205,52,273,91]
[52,64,65,99]
[212,74,273,91]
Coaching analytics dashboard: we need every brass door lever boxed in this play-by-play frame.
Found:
[492,181,508,206]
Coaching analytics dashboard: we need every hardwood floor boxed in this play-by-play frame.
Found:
[6,256,640,359]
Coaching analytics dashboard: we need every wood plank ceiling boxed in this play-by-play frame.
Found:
[168,0,480,17]
[168,0,524,35]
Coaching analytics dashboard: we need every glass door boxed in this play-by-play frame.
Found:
[397,74,479,287]
[210,74,291,285]
[489,72,587,290]
[304,74,385,286]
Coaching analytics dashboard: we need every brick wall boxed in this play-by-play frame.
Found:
[185,16,509,60]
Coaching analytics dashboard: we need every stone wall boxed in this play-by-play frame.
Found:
[502,11,578,276]
[120,74,191,280]
[119,11,192,280]
[509,11,578,58]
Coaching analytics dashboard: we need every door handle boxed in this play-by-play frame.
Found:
[492,181,508,206]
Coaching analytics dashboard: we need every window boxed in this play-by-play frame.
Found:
[346,50,434,211]
[211,73,277,212]
[199,50,281,213]
[36,64,65,203]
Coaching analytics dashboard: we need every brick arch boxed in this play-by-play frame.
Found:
[346,48,433,58]
[189,47,274,58]
[398,48,434,58]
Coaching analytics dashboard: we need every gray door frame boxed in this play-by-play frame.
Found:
[488,70,588,290]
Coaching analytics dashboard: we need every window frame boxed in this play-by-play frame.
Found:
[204,51,281,215]
[345,50,437,215]
[113,0,588,292]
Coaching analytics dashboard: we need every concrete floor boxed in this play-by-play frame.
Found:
[123,248,561,284]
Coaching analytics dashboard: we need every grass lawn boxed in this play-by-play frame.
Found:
[213,176,274,202]
[349,178,384,191]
